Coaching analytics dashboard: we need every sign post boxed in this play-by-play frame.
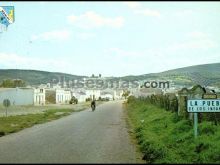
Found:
[3,99,10,117]
[187,99,220,138]
[194,113,198,138]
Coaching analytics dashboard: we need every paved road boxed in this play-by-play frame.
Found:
[0,101,143,163]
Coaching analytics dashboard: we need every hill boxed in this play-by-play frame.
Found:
[0,63,220,87]
[119,63,220,87]
[0,69,86,85]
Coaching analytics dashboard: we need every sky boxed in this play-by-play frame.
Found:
[0,1,220,77]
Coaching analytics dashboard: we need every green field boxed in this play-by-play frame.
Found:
[125,97,220,163]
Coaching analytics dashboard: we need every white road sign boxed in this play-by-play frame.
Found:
[187,99,220,112]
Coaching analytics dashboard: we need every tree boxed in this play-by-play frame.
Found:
[122,90,130,99]
[0,79,14,87]
[13,79,26,87]
[69,96,78,104]
[0,79,26,88]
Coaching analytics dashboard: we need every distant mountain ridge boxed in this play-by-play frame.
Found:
[0,63,220,87]
[119,63,220,87]
[0,69,86,85]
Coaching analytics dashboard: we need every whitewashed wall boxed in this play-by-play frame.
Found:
[0,88,34,106]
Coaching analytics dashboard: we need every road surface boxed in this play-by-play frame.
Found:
[0,101,143,163]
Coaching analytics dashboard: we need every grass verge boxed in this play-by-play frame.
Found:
[0,109,75,137]
[125,98,220,164]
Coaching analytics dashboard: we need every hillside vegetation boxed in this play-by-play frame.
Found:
[0,69,86,85]
[0,63,220,87]
[120,63,220,87]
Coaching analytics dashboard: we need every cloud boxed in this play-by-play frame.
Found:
[77,32,96,40]
[187,31,209,39]
[123,2,141,9]
[107,47,166,58]
[31,29,71,42]
[175,9,193,17]
[39,2,47,5]
[0,52,72,73]
[134,9,161,17]
[104,44,220,75]
[106,36,218,69]
[107,48,145,57]
[166,38,217,52]
[67,11,124,29]
[167,32,217,51]
[123,1,161,18]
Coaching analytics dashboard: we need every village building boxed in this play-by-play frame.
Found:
[131,88,163,98]
[34,88,46,105]
[72,91,87,102]
[45,89,71,104]
[162,87,179,95]
[100,91,114,100]
[85,90,101,100]
[113,90,123,100]
[56,89,71,104]
[0,87,46,106]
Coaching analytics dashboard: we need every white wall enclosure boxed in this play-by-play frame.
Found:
[0,87,46,106]
[0,88,34,106]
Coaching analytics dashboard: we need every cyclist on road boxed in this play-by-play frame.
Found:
[91,99,96,111]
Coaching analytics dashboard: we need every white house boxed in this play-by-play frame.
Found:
[34,88,46,105]
[56,89,71,104]
[100,91,114,100]
[45,89,71,104]
[73,91,87,102]
[85,90,101,100]
[131,88,163,98]
[162,87,179,95]
[113,90,123,100]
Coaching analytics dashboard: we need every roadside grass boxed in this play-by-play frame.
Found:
[0,109,76,137]
[125,98,220,164]
[0,101,107,137]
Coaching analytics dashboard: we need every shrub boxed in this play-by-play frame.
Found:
[0,131,5,136]
[200,122,217,135]
[127,96,136,103]
[141,141,166,163]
